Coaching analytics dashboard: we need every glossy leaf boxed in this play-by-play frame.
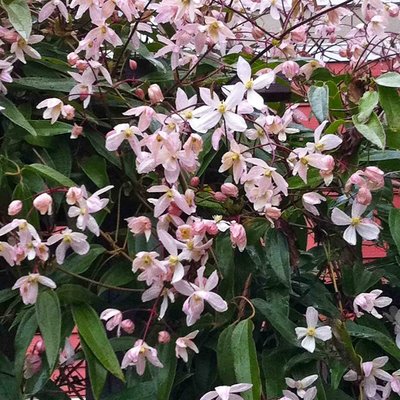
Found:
[389,208,400,254]
[352,112,386,150]
[25,164,75,187]
[375,72,400,87]
[81,155,109,188]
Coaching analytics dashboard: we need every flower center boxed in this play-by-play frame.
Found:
[124,128,133,138]
[307,327,316,336]
[264,169,272,177]
[217,102,227,114]
[300,157,309,165]
[245,79,254,89]
[315,142,325,151]
[63,235,72,244]
[351,217,361,226]
[166,190,174,199]
[184,111,193,119]
[169,255,179,265]
[231,152,240,161]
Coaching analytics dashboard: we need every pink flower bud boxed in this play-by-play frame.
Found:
[148,84,164,104]
[24,354,42,379]
[33,193,53,215]
[126,216,152,241]
[205,221,219,235]
[190,176,200,187]
[214,191,228,202]
[339,48,348,58]
[129,60,137,71]
[243,46,253,55]
[221,183,239,198]
[252,27,265,40]
[34,339,46,354]
[76,60,88,72]
[356,186,372,205]
[193,220,207,235]
[158,331,171,344]
[229,221,247,252]
[265,206,281,220]
[168,202,183,216]
[387,3,399,17]
[135,88,145,100]
[8,200,23,216]
[121,319,135,334]
[71,124,83,139]
[291,26,307,43]
[364,166,384,190]
[67,52,79,66]
[62,104,75,120]
[66,187,83,205]
[281,61,300,79]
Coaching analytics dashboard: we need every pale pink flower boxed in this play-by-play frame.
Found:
[12,273,56,305]
[174,266,228,326]
[236,56,275,109]
[364,167,385,190]
[300,60,325,80]
[331,201,380,245]
[84,20,122,48]
[105,123,141,153]
[0,60,13,94]
[132,251,166,285]
[367,15,386,37]
[353,290,392,319]
[59,337,75,366]
[302,192,326,216]
[69,0,102,20]
[0,219,40,245]
[33,193,53,215]
[229,222,247,252]
[391,370,400,394]
[36,98,64,124]
[357,186,372,205]
[295,307,332,353]
[142,284,175,319]
[121,339,163,375]
[61,104,75,120]
[221,183,239,198]
[10,35,44,64]
[148,84,164,104]
[147,185,193,218]
[102,0,137,21]
[158,331,171,344]
[200,384,253,400]
[123,106,155,131]
[71,124,83,139]
[285,375,318,398]
[219,140,250,184]
[126,216,152,241]
[175,330,199,362]
[100,308,123,336]
[306,121,342,153]
[280,388,317,400]
[264,0,292,19]
[0,241,16,266]
[39,0,69,22]
[279,61,300,79]
[47,228,90,264]
[200,17,236,43]
[344,357,392,398]
[191,84,246,133]
[8,200,23,216]
[68,69,96,108]
[66,187,84,205]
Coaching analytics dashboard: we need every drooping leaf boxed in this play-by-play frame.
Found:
[231,319,262,400]
[81,155,109,188]
[341,264,380,296]
[375,72,400,88]
[36,290,61,371]
[72,304,125,381]
[217,324,236,385]
[308,85,329,123]
[389,208,400,254]
[352,112,386,150]
[357,91,379,123]
[0,0,32,39]
[13,77,74,92]
[25,164,75,187]
[0,95,37,136]
[56,284,104,306]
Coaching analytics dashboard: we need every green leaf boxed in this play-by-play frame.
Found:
[0,288,17,303]
[215,235,235,297]
[252,298,297,344]
[25,163,75,187]
[56,284,104,306]
[0,0,31,39]
[72,304,125,381]
[13,77,74,92]
[217,324,236,385]
[375,72,400,88]
[86,131,121,168]
[62,245,105,275]
[36,290,61,371]
[150,341,176,400]
[352,112,386,150]
[341,264,380,296]
[103,382,157,400]
[346,321,400,360]
[0,371,18,400]
[15,308,38,387]
[81,155,109,188]
[29,121,73,137]
[80,337,107,400]
[357,91,379,123]
[308,85,329,123]
[389,208,400,254]
[0,95,37,136]
[264,230,291,287]
[98,262,135,295]
[231,319,262,400]
[378,86,400,133]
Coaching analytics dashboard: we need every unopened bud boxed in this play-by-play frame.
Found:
[33,193,53,215]
[190,177,200,187]
[129,60,137,71]
[121,319,135,334]
[214,192,228,202]
[148,84,164,104]
[158,331,171,344]
[135,88,145,100]
[8,200,23,216]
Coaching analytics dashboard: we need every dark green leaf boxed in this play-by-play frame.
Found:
[36,290,61,371]
[103,382,157,400]
[13,77,74,92]
[72,304,125,381]
[389,208,400,254]
[341,264,380,296]
[217,324,236,385]
[25,164,75,187]
[56,284,104,306]
[81,155,109,188]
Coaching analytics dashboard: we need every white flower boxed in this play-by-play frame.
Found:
[285,374,318,398]
[12,273,56,305]
[200,383,253,400]
[331,201,380,245]
[306,120,342,153]
[280,387,317,400]
[47,228,90,264]
[295,307,332,353]
[302,192,326,216]
[36,98,64,124]
[175,330,199,362]
[353,290,392,319]
[100,308,123,336]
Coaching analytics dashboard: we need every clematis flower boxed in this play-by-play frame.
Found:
[200,384,253,400]
[142,283,175,319]
[191,84,246,133]
[0,219,40,245]
[306,121,342,153]
[302,192,326,216]
[38,0,69,22]
[200,17,236,43]
[100,308,123,336]
[229,222,247,252]
[0,241,16,266]
[12,273,56,305]
[285,375,318,398]
[105,124,142,153]
[126,216,152,242]
[0,60,13,94]
[236,57,275,109]
[174,266,228,326]
[344,356,392,398]
[36,98,64,124]
[280,388,317,400]
[175,330,199,362]
[331,201,380,245]
[69,69,96,108]
[391,370,400,394]
[123,106,156,131]
[10,35,44,64]
[353,290,392,319]
[219,140,250,184]
[121,339,163,375]
[33,193,53,215]
[132,251,166,285]
[47,228,90,264]
[295,307,332,353]
[83,19,123,48]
